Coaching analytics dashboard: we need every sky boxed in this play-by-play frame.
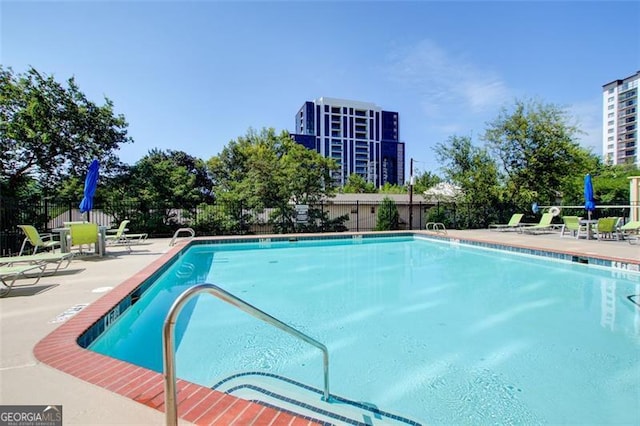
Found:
[2,1,639,176]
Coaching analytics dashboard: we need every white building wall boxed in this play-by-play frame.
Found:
[602,71,640,166]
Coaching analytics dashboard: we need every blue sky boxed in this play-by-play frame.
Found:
[3,1,639,176]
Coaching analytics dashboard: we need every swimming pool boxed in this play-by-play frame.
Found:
[88,236,640,424]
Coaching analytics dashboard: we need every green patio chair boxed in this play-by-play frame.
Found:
[596,217,621,241]
[105,220,132,252]
[17,225,61,256]
[560,216,587,238]
[488,213,524,231]
[619,220,640,244]
[0,252,73,275]
[68,223,102,255]
[521,213,556,234]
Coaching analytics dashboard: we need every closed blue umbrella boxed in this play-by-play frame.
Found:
[79,159,100,220]
[584,173,596,221]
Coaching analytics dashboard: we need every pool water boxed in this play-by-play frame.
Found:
[90,236,640,424]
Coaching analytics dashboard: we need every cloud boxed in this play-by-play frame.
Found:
[386,39,511,118]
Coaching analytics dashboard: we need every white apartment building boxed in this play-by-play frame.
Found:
[602,71,639,166]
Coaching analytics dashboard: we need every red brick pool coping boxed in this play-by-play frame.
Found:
[33,232,639,425]
[33,240,322,426]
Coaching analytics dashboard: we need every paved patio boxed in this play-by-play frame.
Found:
[0,230,638,425]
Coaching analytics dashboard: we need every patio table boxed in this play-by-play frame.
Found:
[579,219,598,240]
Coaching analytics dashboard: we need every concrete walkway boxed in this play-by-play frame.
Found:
[0,231,637,425]
[0,239,177,425]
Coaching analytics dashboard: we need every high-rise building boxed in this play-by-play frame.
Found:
[291,97,405,187]
[602,71,639,166]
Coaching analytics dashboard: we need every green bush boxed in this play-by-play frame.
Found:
[375,197,399,230]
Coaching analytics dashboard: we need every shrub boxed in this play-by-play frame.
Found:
[375,197,399,230]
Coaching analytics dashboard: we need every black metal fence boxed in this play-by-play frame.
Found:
[0,197,490,255]
[1,197,634,256]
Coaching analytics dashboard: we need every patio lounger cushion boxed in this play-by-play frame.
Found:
[0,252,73,274]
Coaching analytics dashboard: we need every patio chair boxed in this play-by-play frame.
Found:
[17,225,61,256]
[488,213,524,231]
[0,263,47,297]
[560,216,587,238]
[0,252,73,275]
[619,220,640,244]
[520,213,556,234]
[68,223,102,256]
[106,220,148,250]
[105,220,131,251]
[595,217,621,241]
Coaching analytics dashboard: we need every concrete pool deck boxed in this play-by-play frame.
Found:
[0,230,638,425]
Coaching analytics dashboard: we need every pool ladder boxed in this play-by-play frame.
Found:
[426,222,447,234]
[162,283,331,426]
[169,227,195,246]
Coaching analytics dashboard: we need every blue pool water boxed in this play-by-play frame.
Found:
[90,236,640,424]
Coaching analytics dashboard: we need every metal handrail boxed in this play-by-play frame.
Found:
[162,283,331,426]
[169,227,195,246]
[426,222,447,234]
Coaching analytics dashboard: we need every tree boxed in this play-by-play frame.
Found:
[280,137,338,205]
[208,128,341,233]
[483,98,596,206]
[130,149,213,206]
[100,149,215,234]
[0,66,132,195]
[561,163,639,206]
[434,135,501,228]
[375,196,400,230]
[412,170,442,195]
[342,173,376,193]
[208,128,287,208]
[378,182,407,194]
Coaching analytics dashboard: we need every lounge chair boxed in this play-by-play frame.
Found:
[560,216,587,238]
[68,223,102,256]
[105,220,148,251]
[17,225,61,255]
[489,213,524,231]
[619,220,640,244]
[520,213,556,234]
[0,263,47,297]
[0,252,73,275]
[596,217,621,241]
[105,219,131,251]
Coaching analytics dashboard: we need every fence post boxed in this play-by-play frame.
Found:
[356,200,359,233]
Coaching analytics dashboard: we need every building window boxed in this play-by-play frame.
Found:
[608,112,614,118]
[608,120,614,125]
[608,105,614,110]
[608,96,614,102]
[608,128,614,134]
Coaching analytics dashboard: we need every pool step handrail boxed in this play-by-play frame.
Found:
[426,222,447,234]
[169,227,195,246]
[162,283,331,426]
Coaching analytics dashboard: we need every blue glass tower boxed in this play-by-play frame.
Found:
[291,97,405,187]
